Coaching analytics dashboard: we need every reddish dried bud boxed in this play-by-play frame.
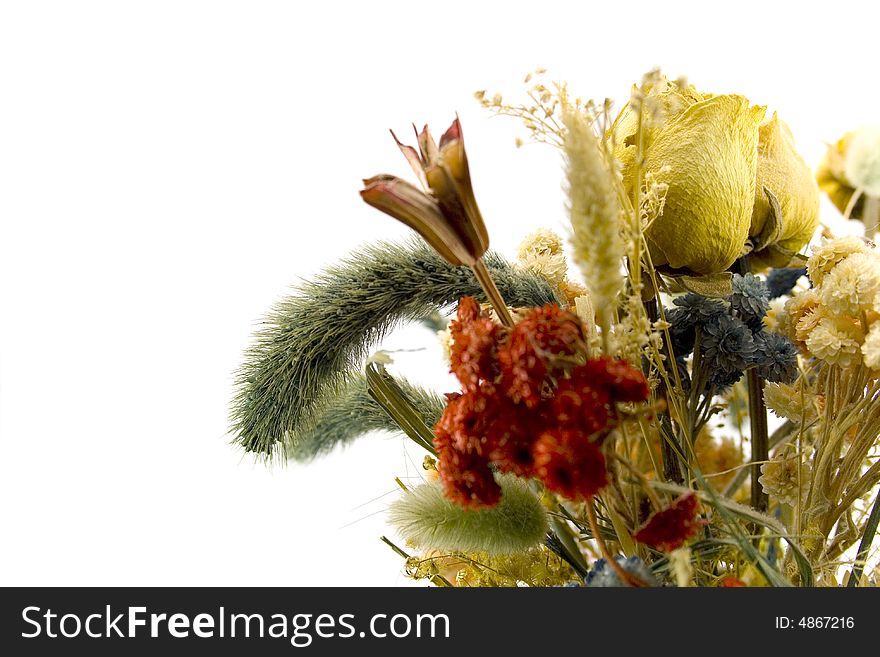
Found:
[532,428,608,500]
[498,304,586,407]
[362,117,489,268]
[633,492,703,552]
[449,296,505,392]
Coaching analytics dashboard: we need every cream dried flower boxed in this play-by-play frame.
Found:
[806,236,870,287]
[759,454,810,506]
[820,252,880,316]
[668,547,694,587]
[517,228,568,288]
[763,380,818,424]
[783,288,821,348]
[844,125,880,198]
[862,322,880,369]
[763,297,787,333]
[805,316,864,368]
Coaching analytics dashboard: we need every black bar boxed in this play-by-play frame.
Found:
[0,587,874,655]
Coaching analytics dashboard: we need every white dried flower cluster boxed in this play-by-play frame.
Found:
[784,237,880,370]
[517,228,569,288]
[805,236,869,286]
[763,380,818,424]
[759,454,811,506]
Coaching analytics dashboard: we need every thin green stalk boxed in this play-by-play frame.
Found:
[379,536,453,587]
[846,490,880,587]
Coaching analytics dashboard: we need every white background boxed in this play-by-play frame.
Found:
[1,1,877,586]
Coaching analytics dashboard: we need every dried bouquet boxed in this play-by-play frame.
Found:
[230,70,880,587]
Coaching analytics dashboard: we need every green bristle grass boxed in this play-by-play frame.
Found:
[388,475,549,555]
[230,238,560,460]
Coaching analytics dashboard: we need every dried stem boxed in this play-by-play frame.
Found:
[587,501,649,587]
[747,368,769,513]
[471,257,515,327]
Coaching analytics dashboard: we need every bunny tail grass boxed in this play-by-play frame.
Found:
[285,374,444,462]
[388,475,549,555]
[230,238,560,459]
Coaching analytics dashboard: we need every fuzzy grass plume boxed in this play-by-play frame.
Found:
[284,374,445,462]
[563,102,625,330]
[230,238,560,459]
[389,474,549,555]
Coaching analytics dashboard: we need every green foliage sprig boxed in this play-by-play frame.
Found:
[230,238,560,459]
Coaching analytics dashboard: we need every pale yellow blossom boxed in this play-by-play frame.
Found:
[668,547,694,587]
[517,229,568,288]
[819,252,880,316]
[783,288,821,349]
[805,316,864,368]
[764,380,818,424]
[806,236,870,287]
[759,454,810,506]
[763,297,787,333]
[862,322,880,370]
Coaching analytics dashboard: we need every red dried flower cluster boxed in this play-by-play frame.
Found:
[632,492,703,552]
[435,296,649,508]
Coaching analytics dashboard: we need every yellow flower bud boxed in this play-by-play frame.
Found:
[750,114,820,269]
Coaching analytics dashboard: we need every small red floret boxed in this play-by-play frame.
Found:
[532,428,608,500]
[449,297,505,392]
[497,304,585,407]
[632,492,703,552]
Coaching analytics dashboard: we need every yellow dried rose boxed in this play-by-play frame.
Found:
[610,77,818,275]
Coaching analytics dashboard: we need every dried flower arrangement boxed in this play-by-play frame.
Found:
[230,69,880,587]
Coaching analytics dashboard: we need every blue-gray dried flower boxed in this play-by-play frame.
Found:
[753,331,799,384]
[701,313,757,372]
[708,366,745,391]
[766,267,806,299]
[666,307,696,357]
[672,293,727,328]
[584,556,659,587]
[728,273,769,331]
